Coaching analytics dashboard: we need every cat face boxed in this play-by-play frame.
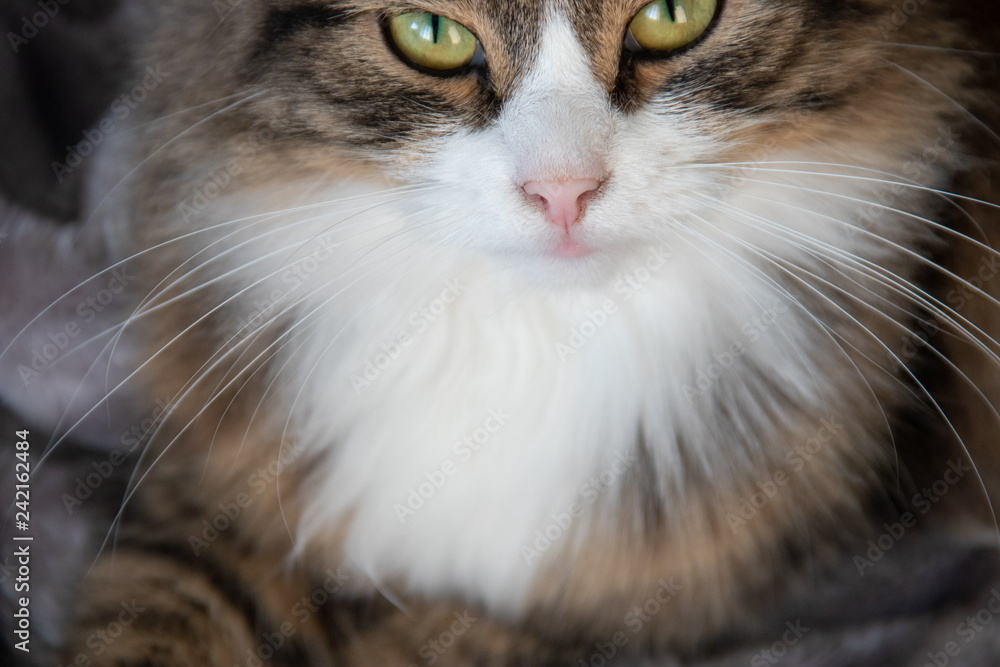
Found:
[137,0,950,290]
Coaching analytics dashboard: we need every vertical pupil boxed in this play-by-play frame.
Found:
[431,14,440,42]
[664,0,677,22]
[668,0,694,23]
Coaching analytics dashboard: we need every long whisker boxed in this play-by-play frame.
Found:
[29,194,435,471]
[856,41,1000,57]
[712,189,1000,363]
[688,198,999,531]
[668,218,901,471]
[718,174,1000,312]
[97,209,464,563]
[881,58,1000,146]
[75,89,270,240]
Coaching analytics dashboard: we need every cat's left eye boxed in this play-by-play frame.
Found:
[626,0,717,53]
[387,11,481,72]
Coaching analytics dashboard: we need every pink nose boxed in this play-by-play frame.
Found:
[522,178,601,230]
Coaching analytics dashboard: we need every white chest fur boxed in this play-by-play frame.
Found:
[197,132,927,615]
[287,240,805,615]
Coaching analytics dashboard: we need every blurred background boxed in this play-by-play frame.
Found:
[1,2,139,664]
[0,0,134,219]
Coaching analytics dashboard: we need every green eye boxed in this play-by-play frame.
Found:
[627,0,717,52]
[387,11,479,71]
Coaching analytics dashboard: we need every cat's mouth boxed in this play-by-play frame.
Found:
[553,237,592,258]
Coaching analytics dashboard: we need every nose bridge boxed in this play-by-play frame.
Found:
[499,15,614,181]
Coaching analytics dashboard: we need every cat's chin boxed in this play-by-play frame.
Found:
[494,239,659,292]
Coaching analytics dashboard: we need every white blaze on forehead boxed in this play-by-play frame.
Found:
[499,13,615,183]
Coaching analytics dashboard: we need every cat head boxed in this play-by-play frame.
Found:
[125,0,967,292]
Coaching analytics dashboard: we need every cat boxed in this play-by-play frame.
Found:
[2,0,1000,664]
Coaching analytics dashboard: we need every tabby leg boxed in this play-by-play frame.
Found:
[64,548,275,667]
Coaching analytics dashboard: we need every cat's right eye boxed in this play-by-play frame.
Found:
[626,0,717,53]
[386,11,481,72]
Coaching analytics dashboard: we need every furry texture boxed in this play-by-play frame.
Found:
[1,0,1000,664]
